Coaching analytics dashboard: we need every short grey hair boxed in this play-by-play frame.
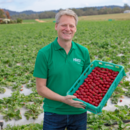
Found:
[55,9,78,25]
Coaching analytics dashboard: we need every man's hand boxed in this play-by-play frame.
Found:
[62,95,86,109]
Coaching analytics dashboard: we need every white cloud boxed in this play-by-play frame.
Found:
[123,0,130,4]
[123,0,129,3]
[7,0,13,2]
[0,0,14,4]
[25,0,108,11]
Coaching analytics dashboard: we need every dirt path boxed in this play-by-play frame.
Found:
[35,19,45,23]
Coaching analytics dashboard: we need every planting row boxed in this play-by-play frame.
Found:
[0,20,130,128]
[2,105,130,130]
[0,90,43,121]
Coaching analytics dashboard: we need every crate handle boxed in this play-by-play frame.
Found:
[73,83,77,89]
[115,66,119,68]
[78,79,80,84]
[98,62,102,65]
[75,82,78,87]
[90,64,93,67]
[84,68,89,76]
[105,64,114,67]
[70,88,74,93]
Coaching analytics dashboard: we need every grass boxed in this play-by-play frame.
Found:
[22,19,38,24]
[79,13,130,21]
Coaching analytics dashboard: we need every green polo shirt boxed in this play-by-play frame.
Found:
[33,37,90,115]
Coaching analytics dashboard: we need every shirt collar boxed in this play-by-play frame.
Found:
[54,37,76,51]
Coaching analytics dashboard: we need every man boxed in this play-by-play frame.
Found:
[33,9,90,130]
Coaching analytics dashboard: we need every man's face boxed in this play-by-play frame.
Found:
[55,15,77,42]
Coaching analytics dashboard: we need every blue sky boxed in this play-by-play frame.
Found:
[0,0,130,12]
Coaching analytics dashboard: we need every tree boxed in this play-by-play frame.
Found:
[72,9,84,16]
[112,7,122,13]
[17,18,22,23]
[0,9,6,18]
[5,11,11,19]
[124,3,130,10]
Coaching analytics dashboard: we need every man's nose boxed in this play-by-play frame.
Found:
[65,25,70,30]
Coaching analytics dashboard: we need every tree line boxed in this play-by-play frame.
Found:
[0,9,23,24]
[0,9,10,19]
[0,4,130,20]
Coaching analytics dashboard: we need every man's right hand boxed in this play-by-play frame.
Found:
[62,95,86,109]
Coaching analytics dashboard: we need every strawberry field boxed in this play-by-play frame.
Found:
[0,20,130,129]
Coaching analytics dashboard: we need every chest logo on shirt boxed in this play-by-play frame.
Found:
[73,58,81,64]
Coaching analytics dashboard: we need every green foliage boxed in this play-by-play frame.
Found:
[87,105,130,129]
[24,103,43,120]
[17,18,23,23]
[3,122,43,130]
[0,87,6,93]
[0,90,43,122]
[0,20,130,129]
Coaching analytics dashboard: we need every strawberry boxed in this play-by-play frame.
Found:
[73,66,120,107]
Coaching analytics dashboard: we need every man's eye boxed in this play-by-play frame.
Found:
[70,25,74,28]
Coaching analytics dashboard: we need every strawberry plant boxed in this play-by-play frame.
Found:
[0,91,26,109]
[11,83,22,91]
[87,105,130,129]
[1,108,22,122]
[24,103,43,120]
[3,122,43,130]
[125,90,130,98]
[27,94,43,104]
[0,19,130,129]
[0,87,6,93]
[111,86,125,104]
[116,120,130,130]
[26,82,35,88]
[0,104,5,113]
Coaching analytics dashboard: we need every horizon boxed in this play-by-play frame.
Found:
[1,4,129,13]
[0,0,130,12]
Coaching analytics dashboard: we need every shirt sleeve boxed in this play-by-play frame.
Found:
[33,50,48,79]
[83,48,91,72]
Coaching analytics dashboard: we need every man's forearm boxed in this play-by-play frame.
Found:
[37,85,85,109]
[37,85,65,103]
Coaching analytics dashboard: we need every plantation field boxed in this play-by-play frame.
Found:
[22,13,130,24]
[79,13,130,21]
[0,20,130,129]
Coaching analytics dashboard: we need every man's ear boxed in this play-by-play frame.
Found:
[75,27,77,33]
[55,23,58,30]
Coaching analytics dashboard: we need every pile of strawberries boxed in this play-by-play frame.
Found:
[74,67,119,107]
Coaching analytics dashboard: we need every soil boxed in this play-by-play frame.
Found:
[35,19,45,23]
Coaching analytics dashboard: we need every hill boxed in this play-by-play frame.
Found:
[2,5,125,16]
